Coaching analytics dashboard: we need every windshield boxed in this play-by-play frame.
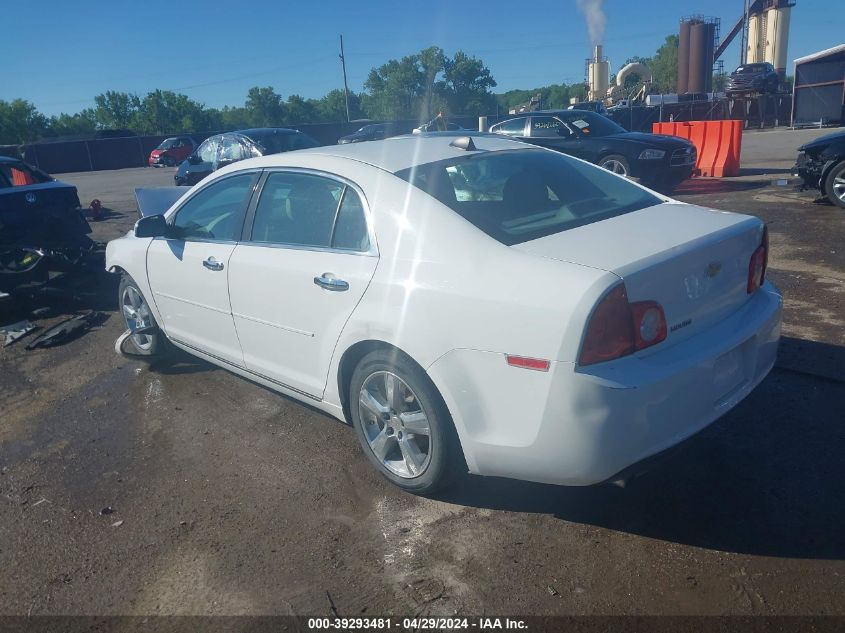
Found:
[157,138,179,149]
[559,112,625,137]
[395,148,661,246]
[736,64,767,74]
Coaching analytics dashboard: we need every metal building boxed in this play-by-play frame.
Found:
[792,44,845,127]
[678,17,717,94]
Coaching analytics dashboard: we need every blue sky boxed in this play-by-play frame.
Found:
[1,1,839,116]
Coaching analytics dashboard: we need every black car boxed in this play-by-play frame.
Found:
[489,110,697,191]
[725,62,779,96]
[337,123,408,144]
[794,129,845,209]
[0,157,93,287]
[175,128,320,186]
[567,101,607,115]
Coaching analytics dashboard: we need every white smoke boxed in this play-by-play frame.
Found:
[576,0,606,46]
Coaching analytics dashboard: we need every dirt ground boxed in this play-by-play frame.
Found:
[1,132,843,617]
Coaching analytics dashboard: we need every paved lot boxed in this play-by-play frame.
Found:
[1,131,844,617]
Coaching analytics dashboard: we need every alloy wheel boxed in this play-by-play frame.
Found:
[358,371,432,479]
[121,285,154,351]
[833,174,845,204]
[601,159,628,176]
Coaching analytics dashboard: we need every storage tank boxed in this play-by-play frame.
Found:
[747,12,764,63]
[688,21,714,93]
[587,45,609,101]
[764,5,791,81]
[678,20,692,94]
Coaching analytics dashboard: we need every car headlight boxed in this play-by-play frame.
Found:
[639,149,665,160]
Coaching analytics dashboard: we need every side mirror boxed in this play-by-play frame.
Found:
[134,214,169,238]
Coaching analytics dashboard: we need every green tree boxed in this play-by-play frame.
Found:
[134,90,210,134]
[93,91,141,129]
[442,51,497,116]
[364,55,426,120]
[0,99,48,144]
[47,109,97,138]
[284,94,318,125]
[316,89,364,122]
[647,35,679,93]
[244,86,286,127]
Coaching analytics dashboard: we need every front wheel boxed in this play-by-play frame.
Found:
[119,275,165,356]
[598,154,630,177]
[823,161,845,210]
[350,349,464,494]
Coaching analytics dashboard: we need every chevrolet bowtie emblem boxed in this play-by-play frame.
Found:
[705,262,722,278]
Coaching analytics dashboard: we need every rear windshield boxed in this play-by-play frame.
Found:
[394,149,661,246]
[736,64,767,73]
[0,162,51,188]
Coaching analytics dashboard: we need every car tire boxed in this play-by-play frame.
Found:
[599,154,631,177]
[349,349,464,494]
[823,160,845,210]
[118,275,166,356]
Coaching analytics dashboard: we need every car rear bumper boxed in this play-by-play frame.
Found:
[428,282,782,485]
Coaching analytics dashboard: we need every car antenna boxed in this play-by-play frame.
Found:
[449,136,477,151]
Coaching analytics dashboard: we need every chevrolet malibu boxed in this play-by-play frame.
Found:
[106,133,782,494]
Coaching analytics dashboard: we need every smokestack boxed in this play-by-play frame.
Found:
[594,45,603,62]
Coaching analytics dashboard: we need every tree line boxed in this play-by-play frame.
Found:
[1,37,687,145]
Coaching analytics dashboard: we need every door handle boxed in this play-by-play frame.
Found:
[314,273,349,292]
[203,256,224,271]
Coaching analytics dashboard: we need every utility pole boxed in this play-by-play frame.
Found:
[741,0,751,65]
[339,35,351,122]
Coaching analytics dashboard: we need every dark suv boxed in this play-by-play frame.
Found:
[725,62,779,96]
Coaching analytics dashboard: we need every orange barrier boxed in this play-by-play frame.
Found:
[652,120,743,177]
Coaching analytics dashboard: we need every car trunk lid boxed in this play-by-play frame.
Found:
[512,202,764,346]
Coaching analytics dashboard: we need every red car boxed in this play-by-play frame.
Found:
[148,136,196,167]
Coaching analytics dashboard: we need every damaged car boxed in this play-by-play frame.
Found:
[794,129,845,209]
[0,156,94,289]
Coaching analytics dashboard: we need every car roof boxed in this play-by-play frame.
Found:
[235,132,530,173]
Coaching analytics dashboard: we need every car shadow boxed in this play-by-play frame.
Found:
[439,337,845,560]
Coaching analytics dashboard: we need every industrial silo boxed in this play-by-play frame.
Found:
[683,18,715,94]
[764,5,792,81]
[677,20,692,94]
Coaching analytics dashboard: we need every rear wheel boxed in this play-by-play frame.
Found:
[823,160,845,210]
[119,275,164,355]
[598,154,630,177]
[350,349,463,494]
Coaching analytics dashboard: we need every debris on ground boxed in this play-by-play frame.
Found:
[111,520,124,528]
[100,507,114,515]
[25,312,105,350]
[546,586,560,597]
[1,319,37,346]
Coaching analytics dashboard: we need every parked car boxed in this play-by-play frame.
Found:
[174,128,320,186]
[338,123,407,144]
[149,136,195,167]
[0,157,93,288]
[489,110,697,191]
[567,101,608,115]
[108,133,781,493]
[725,62,779,96]
[794,129,845,209]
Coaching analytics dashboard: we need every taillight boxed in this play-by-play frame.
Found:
[747,225,769,294]
[579,284,666,366]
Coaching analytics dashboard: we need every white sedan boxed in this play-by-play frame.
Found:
[106,133,782,494]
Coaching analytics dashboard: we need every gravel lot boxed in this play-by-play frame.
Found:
[1,130,843,617]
